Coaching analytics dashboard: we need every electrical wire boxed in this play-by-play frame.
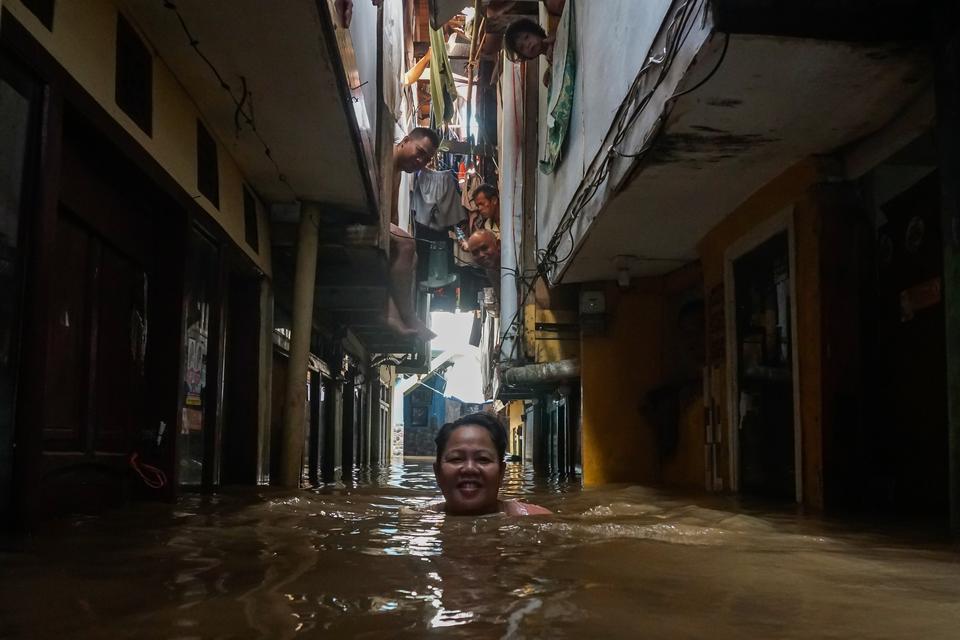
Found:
[668,32,730,101]
[161,1,298,200]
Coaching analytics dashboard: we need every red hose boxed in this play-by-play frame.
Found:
[129,452,168,489]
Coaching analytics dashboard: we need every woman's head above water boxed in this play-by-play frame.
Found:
[433,413,508,516]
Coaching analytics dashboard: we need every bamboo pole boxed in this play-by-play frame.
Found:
[465,0,483,145]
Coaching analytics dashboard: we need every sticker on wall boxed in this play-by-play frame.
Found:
[899,277,942,322]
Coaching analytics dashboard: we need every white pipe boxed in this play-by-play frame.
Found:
[499,57,522,363]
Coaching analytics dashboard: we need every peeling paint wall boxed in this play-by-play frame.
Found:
[4,0,271,274]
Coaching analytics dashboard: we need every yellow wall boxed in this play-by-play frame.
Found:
[507,401,524,456]
[524,281,580,364]
[696,159,827,508]
[578,159,833,501]
[4,0,271,274]
[580,281,665,485]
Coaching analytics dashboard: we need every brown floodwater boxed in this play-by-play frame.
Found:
[2,461,960,639]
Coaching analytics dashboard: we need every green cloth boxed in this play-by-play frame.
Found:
[428,27,458,125]
[540,0,576,174]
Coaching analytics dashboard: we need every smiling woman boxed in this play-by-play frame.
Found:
[431,413,552,516]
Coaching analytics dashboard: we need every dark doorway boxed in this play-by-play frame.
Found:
[342,381,359,475]
[221,271,261,485]
[178,227,221,488]
[542,390,580,478]
[528,402,546,476]
[321,380,341,483]
[304,371,328,486]
[0,54,39,519]
[734,232,796,501]
[873,172,948,515]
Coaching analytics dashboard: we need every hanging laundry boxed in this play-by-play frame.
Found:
[461,171,482,212]
[541,0,576,174]
[412,168,467,231]
[428,26,459,125]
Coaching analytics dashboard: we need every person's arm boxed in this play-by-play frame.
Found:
[543,0,565,16]
[523,503,553,515]
[543,33,556,64]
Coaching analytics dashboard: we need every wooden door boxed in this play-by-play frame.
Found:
[40,210,148,506]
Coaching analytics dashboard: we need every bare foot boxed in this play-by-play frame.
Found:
[386,296,436,341]
[407,317,437,342]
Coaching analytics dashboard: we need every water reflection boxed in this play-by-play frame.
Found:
[2,462,960,639]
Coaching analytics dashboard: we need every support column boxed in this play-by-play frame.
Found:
[279,203,320,488]
[935,15,960,534]
[258,278,275,485]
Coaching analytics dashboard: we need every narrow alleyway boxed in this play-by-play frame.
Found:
[3,462,959,639]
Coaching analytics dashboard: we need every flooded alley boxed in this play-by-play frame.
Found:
[3,462,959,639]
[3,1,960,638]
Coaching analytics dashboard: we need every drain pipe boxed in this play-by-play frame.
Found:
[502,358,580,387]
[499,60,522,364]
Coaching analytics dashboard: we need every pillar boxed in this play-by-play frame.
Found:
[279,203,320,488]
[258,278,275,484]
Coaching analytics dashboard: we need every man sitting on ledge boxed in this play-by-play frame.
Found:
[388,127,441,341]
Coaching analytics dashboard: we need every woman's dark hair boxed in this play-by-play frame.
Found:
[472,183,499,202]
[435,412,507,464]
[503,18,547,62]
[409,126,441,148]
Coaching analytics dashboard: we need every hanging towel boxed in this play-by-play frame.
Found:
[540,0,576,174]
[429,26,459,125]
[461,172,482,211]
[412,168,467,231]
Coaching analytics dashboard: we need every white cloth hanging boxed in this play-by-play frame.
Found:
[412,169,467,231]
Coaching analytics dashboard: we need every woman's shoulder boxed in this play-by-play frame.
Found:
[503,500,552,516]
[400,502,444,515]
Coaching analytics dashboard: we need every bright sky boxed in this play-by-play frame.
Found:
[429,311,484,403]
[392,311,484,419]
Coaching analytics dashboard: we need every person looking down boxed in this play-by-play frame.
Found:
[466,229,500,271]
[503,17,555,64]
[471,184,501,234]
[432,413,551,516]
[388,127,441,341]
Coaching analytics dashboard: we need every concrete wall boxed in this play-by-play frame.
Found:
[580,281,665,485]
[4,0,271,274]
[535,0,675,274]
[579,160,834,498]
[579,272,707,488]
